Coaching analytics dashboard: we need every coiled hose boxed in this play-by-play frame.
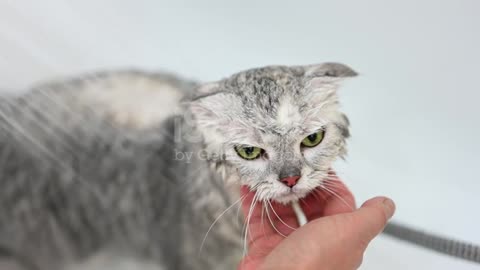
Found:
[383,221,480,264]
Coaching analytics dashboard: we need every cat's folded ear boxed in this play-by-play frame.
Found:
[188,82,223,115]
[304,62,358,79]
[191,82,222,100]
[186,82,234,133]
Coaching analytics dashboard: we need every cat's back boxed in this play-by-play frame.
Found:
[0,69,196,172]
[0,70,197,130]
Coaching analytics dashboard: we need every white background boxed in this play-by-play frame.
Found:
[1,0,479,269]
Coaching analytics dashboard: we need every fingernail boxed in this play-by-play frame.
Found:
[382,198,396,219]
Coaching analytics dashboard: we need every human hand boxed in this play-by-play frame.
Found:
[238,178,395,270]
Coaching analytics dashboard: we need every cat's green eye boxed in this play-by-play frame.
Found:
[301,130,325,147]
[234,145,263,160]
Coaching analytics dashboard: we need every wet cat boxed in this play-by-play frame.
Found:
[0,63,356,270]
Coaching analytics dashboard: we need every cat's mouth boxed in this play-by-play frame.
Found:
[247,172,336,204]
[271,187,311,204]
[272,172,344,204]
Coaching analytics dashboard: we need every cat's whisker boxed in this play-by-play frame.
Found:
[321,181,344,189]
[323,179,343,184]
[322,177,346,185]
[265,203,287,238]
[242,192,259,257]
[315,189,329,201]
[267,200,296,231]
[299,196,315,212]
[237,181,267,249]
[319,185,354,211]
[321,183,349,196]
[309,190,321,202]
[236,196,246,228]
[322,177,345,185]
[261,201,267,239]
[249,194,261,248]
[199,194,246,254]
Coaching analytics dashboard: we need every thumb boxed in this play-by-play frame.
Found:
[348,196,396,249]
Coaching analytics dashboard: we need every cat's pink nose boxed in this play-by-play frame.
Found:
[280,176,300,188]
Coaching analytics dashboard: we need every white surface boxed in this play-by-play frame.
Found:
[1,0,479,269]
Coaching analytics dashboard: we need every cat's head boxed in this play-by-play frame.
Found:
[188,63,356,203]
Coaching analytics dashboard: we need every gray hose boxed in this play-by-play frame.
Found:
[383,221,480,264]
